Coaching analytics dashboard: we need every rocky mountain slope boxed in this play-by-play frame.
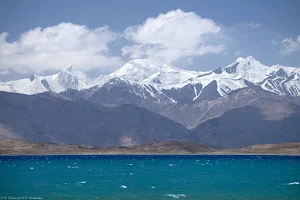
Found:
[0,91,192,147]
[0,91,299,148]
[154,87,300,129]
[193,105,300,148]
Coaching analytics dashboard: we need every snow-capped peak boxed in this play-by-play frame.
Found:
[53,65,94,91]
[110,59,175,81]
[223,56,271,83]
[109,58,201,84]
[64,65,75,70]
[0,57,299,99]
[236,57,245,62]
[232,56,261,65]
[60,65,89,79]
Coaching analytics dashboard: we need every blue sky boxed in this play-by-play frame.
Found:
[0,0,300,80]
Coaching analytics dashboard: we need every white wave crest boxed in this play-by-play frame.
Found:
[166,194,186,198]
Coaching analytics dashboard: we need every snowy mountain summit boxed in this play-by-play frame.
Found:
[110,59,200,85]
[0,65,96,94]
[56,65,93,91]
[223,56,300,95]
[0,57,299,103]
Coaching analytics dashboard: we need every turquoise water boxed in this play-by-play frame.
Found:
[0,155,299,200]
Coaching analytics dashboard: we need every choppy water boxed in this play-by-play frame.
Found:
[0,155,299,199]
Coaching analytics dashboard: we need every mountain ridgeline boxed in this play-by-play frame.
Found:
[0,57,300,148]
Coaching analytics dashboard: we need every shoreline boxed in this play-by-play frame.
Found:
[1,139,299,156]
[1,153,300,156]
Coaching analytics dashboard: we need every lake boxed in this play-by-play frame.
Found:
[0,155,299,199]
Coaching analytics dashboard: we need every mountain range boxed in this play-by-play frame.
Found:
[1,56,299,98]
[0,56,300,148]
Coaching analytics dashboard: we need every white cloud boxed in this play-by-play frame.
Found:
[121,9,224,64]
[270,40,279,45]
[279,35,300,55]
[247,22,263,29]
[0,23,123,74]
[234,22,263,30]
[234,51,242,56]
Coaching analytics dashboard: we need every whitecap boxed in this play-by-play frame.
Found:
[166,194,186,198]
[129,163,132,166]
[78,181,86,184]
[120,185,127,189]
[69,166,79,169]
[30,167,34,170]
[285,182,299,185]
[150,186,155,189]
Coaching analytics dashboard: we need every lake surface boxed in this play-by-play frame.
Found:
[0,155,299,200]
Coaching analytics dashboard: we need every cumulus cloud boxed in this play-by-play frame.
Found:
[0,23,123,74]
[279,35,300,55]
[121,9,224,64]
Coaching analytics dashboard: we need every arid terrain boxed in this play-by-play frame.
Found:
[0,139,299,155]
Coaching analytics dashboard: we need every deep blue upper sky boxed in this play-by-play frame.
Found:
[0,0,299,80]
[1,0,299,38]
